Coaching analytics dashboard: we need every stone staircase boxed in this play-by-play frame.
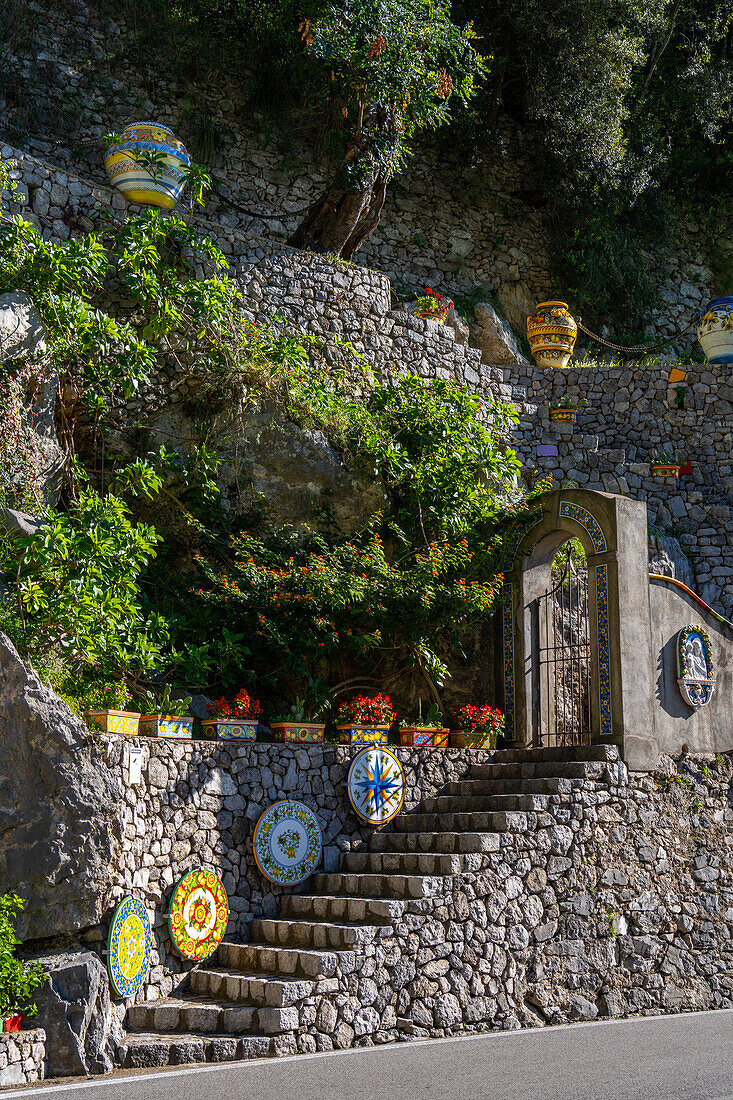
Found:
[119,744,619,1068]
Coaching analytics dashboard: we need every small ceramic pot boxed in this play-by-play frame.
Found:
[650,464,680,479]
[549,408,578,423]
[104,121,191,209]
[85,709,140,735]
[697,297,733,364]
[450,729,497,749]
[2,1015,21,1033]
[527,301,578,368]
[414,307,448,324]
[270,722,325,744]
[201,719,258,741]
[138,714,194,739]
[399,726,450,748]
[337,725,391,746]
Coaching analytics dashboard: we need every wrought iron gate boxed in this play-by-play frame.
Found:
[536,555,591,746]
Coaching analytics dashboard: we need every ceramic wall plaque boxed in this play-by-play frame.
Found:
[253,800,322,886]
[346,746,405,826]
[168,869,228,960]
[677,624,715,707]
[107,896,152,997]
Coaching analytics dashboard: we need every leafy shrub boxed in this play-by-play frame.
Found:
[0,895,46,1020]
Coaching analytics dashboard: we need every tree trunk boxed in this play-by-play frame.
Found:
[287,172,387,259]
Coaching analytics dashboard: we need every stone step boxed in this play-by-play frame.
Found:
[217,940,341,979]
[309,871,450,899]
[368,830,502,854]
[126,995,298,1036]
[340,850,466,875]
[394,810,533,834]
[190,966,326,1006]
[280,894,406,924]
[484,745,618,764]
[419,793,552,814]
[119,1031,281,1069]
[469,761,606,781]
[443,777,575,797]
[251,917,380,950]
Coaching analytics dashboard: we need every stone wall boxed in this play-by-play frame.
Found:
[2,0,731,354]
[0,1029,46,1087]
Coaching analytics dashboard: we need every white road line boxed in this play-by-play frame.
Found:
[16,1009,733,1096]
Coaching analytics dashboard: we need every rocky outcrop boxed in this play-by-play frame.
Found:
[0,634,123,940]
[648,533,696,589]
[0,291,47,363]
[30,950,122,1077]
[472,302,529,367]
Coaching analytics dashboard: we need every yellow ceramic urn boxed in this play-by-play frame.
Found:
[527,301,578,368]
[104,121,191,209]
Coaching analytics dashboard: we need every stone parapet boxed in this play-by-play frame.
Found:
[0,1028,46,1087]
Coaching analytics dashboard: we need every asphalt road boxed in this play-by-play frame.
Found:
[14,1010,733,1100]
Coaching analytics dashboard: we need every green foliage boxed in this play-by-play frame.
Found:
[300,0,486,186]
[0,895,46,1019]
[15,466,169,678]
[136,684,192,716]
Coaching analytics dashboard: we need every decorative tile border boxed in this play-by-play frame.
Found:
[501,583,515,740]
[559,501,607,554]
[596,564,612,736]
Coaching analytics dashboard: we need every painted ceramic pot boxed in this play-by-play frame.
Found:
[697,297,733,364]
[337,724,391,746]
[549,408,578,423]
[414,308,447,324]
[650,463,680,479]
[527,301,578,368]
[450,729,497,749]
[201,718,258,741]
[2,1015,21,1033]
[270,722,325,744]
[138,714,193,739]
[85,709,140,735]
[399,726,450,748]
[104,121,191,209]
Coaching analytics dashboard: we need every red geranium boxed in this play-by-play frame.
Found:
[337,692,396,725]
[207,688,262,720]
[452,704,504,736]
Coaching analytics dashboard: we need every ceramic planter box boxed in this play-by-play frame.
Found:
[650,464,680,478]
[201,718,258,741]
[450,729,497,749]
[337,724,391,745]
[549,408,578,423]
[399,726,450,747]
[85,709,140,735]
[270,722,325,744]
[2,1015,21,1033]
[138,714,193,739]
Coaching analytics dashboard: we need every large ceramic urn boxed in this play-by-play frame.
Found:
[527,300,578,368]
[697,297,733,364]
[104,121,191,209]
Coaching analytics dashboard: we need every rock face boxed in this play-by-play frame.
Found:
[0,634,123,940]
[30,950,122,1077]
[0,291,47,363]
[648,533,696,589]
[472,302,529,367]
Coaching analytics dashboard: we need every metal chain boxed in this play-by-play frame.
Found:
[575,316,698,358]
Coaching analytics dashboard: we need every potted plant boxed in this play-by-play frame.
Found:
[336,693,396,745]
[85,681,140,736]
[450,704,505,749]
[650,453,681,478]
[137,685,194,739]
[0,895,46,1033]
[414,288,454,324]
[399,701,450,747]
[271,680,332,744]
[549,396,585,424]
[202,688,262,741]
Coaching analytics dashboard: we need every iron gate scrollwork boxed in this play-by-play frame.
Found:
[536,553,591,746]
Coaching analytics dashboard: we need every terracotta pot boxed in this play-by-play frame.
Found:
[399,726,450,748]
[337,724,391,746]
[697,297,733,364]
[104,121,191,209]
[527,301,578,368]
[450,729,497,749]
[138,714,194,739]
[85,709,140,735]
[549,407,578,423]
[270,722,325,744]
[2,1015,21,1033]
[201,718,258,741]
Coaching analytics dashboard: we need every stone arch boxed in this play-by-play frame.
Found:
[501,489,653,755]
